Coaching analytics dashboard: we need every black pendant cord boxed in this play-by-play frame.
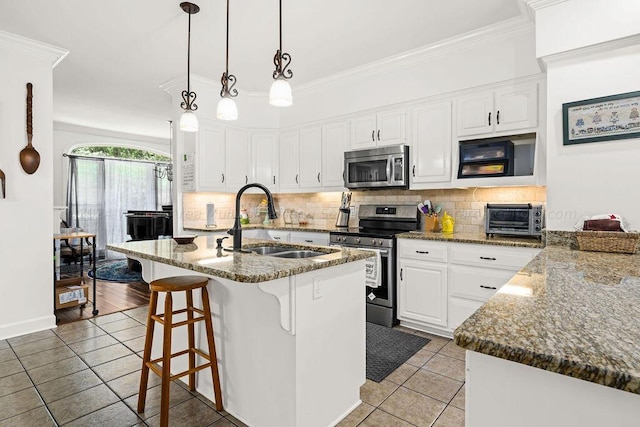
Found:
[272,0,292,81]
[180,2,199,112]
[220,0,238,98]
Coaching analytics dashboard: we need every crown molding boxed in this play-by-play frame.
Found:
[54,121,168,145]
[524,0,567,12]
[541,33,640,66]
[0,29,68,68]
[295,16,534,93]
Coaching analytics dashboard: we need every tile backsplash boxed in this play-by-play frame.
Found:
[183,186,546,234]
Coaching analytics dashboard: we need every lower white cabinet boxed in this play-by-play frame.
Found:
[397,238,540,336]
[398,259,448,328]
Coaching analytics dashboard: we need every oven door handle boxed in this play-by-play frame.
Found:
[386,157,392,184]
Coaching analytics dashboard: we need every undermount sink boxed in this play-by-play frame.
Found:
[245,245,329,259]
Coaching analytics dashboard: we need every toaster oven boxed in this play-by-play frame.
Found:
[485,204,543,237]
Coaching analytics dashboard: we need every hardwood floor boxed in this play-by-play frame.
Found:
[56,269,150,325]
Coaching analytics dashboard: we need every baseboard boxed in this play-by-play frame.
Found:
[329,399,362,427]
[0,314,57,340]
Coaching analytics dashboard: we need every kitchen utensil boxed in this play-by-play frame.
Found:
[0,169,5,198]
[19,83,40,175]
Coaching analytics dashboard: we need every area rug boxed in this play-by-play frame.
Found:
[88,260,144,283]
[366,322,430,382]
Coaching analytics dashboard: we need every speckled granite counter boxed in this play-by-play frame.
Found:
[107,235,372,283]
[184,223,348,233]
[397,231,543,248]
[454,245,640,394]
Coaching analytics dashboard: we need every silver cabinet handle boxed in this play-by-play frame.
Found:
[412,165,416,177]
[317,172,320,183]
[496,110,500,125]
[295,174,298,184]
[273,175,276,184]
[415,250,429,254]
[488,112,492,126]
[480,256,497,261]
[304,239,313,243]
[400,268,403,280]
[480,285,497,290]
[377,130,380,141]
[222,173,225,183]
[273,236,281,240]
[371,130,375,142]
[245,175,248,184]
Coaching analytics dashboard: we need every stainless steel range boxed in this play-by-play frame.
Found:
[329,205,420,327]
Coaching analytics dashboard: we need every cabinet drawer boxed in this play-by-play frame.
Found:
[449,244,538,270]
[449,265,516,302]
[398,239,448,262]
[290,231,329,246]
[267,230,291,242]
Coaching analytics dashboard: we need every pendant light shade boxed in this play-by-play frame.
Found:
[270,0,293,107]
[218,0,238,121]
[269,78,292,107]
[179,2,200,132]
[180,111,199,132]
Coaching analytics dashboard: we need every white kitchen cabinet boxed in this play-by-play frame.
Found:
[456,82,538,137]
[409,100,452,186]
[251,132,278,191]
[290,231,329,246]
[350,108,406,149]
[197,123,226,191]
[398,259,448,328]
[278,131,300,190]
[299,127,322,188]
[225,129,250,189]
[321,121,348,188]
[267,230,290,242]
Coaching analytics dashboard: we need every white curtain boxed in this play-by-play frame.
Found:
[67,156,171,260]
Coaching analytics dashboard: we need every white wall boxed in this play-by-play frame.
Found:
[53,123,169,207]
[536,1,640,230]
[0,32,67,339]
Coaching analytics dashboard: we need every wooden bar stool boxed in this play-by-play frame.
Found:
[138,275,223,426]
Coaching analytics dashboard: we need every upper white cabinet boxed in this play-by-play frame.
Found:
[251,132,278,191]
[409,100,452,186]
[299,127,322,188]
[321,121,348,188]
[350,108,406,149]
[225,129,251,189]
[278,131,301,190]
[197,123,226,191]
[456,82,538,137]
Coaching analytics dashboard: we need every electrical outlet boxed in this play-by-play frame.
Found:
[313,279,322,300]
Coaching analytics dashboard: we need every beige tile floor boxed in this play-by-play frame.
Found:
[0,310,464,427]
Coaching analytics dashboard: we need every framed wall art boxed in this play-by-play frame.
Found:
[562,90,640,145]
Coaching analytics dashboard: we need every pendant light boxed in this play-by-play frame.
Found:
[270,0,293,107]
[217,0,238,120]
[179,2,200,132]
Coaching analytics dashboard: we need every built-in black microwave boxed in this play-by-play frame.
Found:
[457,140,514,179]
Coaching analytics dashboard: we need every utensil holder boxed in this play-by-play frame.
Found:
[424,216,440,233]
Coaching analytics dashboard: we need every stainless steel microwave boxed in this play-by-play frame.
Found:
[344,145,409,190]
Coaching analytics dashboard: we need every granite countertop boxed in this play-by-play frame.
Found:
[454,245,640,394]
[396,231,544,248]
[107,235,372,284]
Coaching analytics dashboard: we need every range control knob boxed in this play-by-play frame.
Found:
[535,211,542,216]
[355,237,361,244]
[377,240,383,245]
[371,240,377,246]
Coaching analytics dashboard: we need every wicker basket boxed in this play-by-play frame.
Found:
[576,231,639,254]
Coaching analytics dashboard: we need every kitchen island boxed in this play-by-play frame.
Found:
[454,245,640,426]
[107,236,373,427]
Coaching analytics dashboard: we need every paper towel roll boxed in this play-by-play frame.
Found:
[206,203,215,226]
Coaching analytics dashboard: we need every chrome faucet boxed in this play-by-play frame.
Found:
[228,183,278,251]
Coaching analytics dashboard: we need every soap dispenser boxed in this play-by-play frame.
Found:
[442,211,455,234]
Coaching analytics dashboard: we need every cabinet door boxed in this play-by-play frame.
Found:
[225,129,250,189]
[410,100,452,184]
[322,121,348,188]
[494,83,538,133]
[299,127,322,188]
[197,124,226,190]
[456,91,494,137]
[350,115,377,150]
[279,131,300,189]
[398,259,448,327]
[448,296,484,331]
[376,109,406,146]
[251,132,278,191]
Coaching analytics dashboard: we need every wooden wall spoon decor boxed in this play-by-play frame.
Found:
[19,82,40,174]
